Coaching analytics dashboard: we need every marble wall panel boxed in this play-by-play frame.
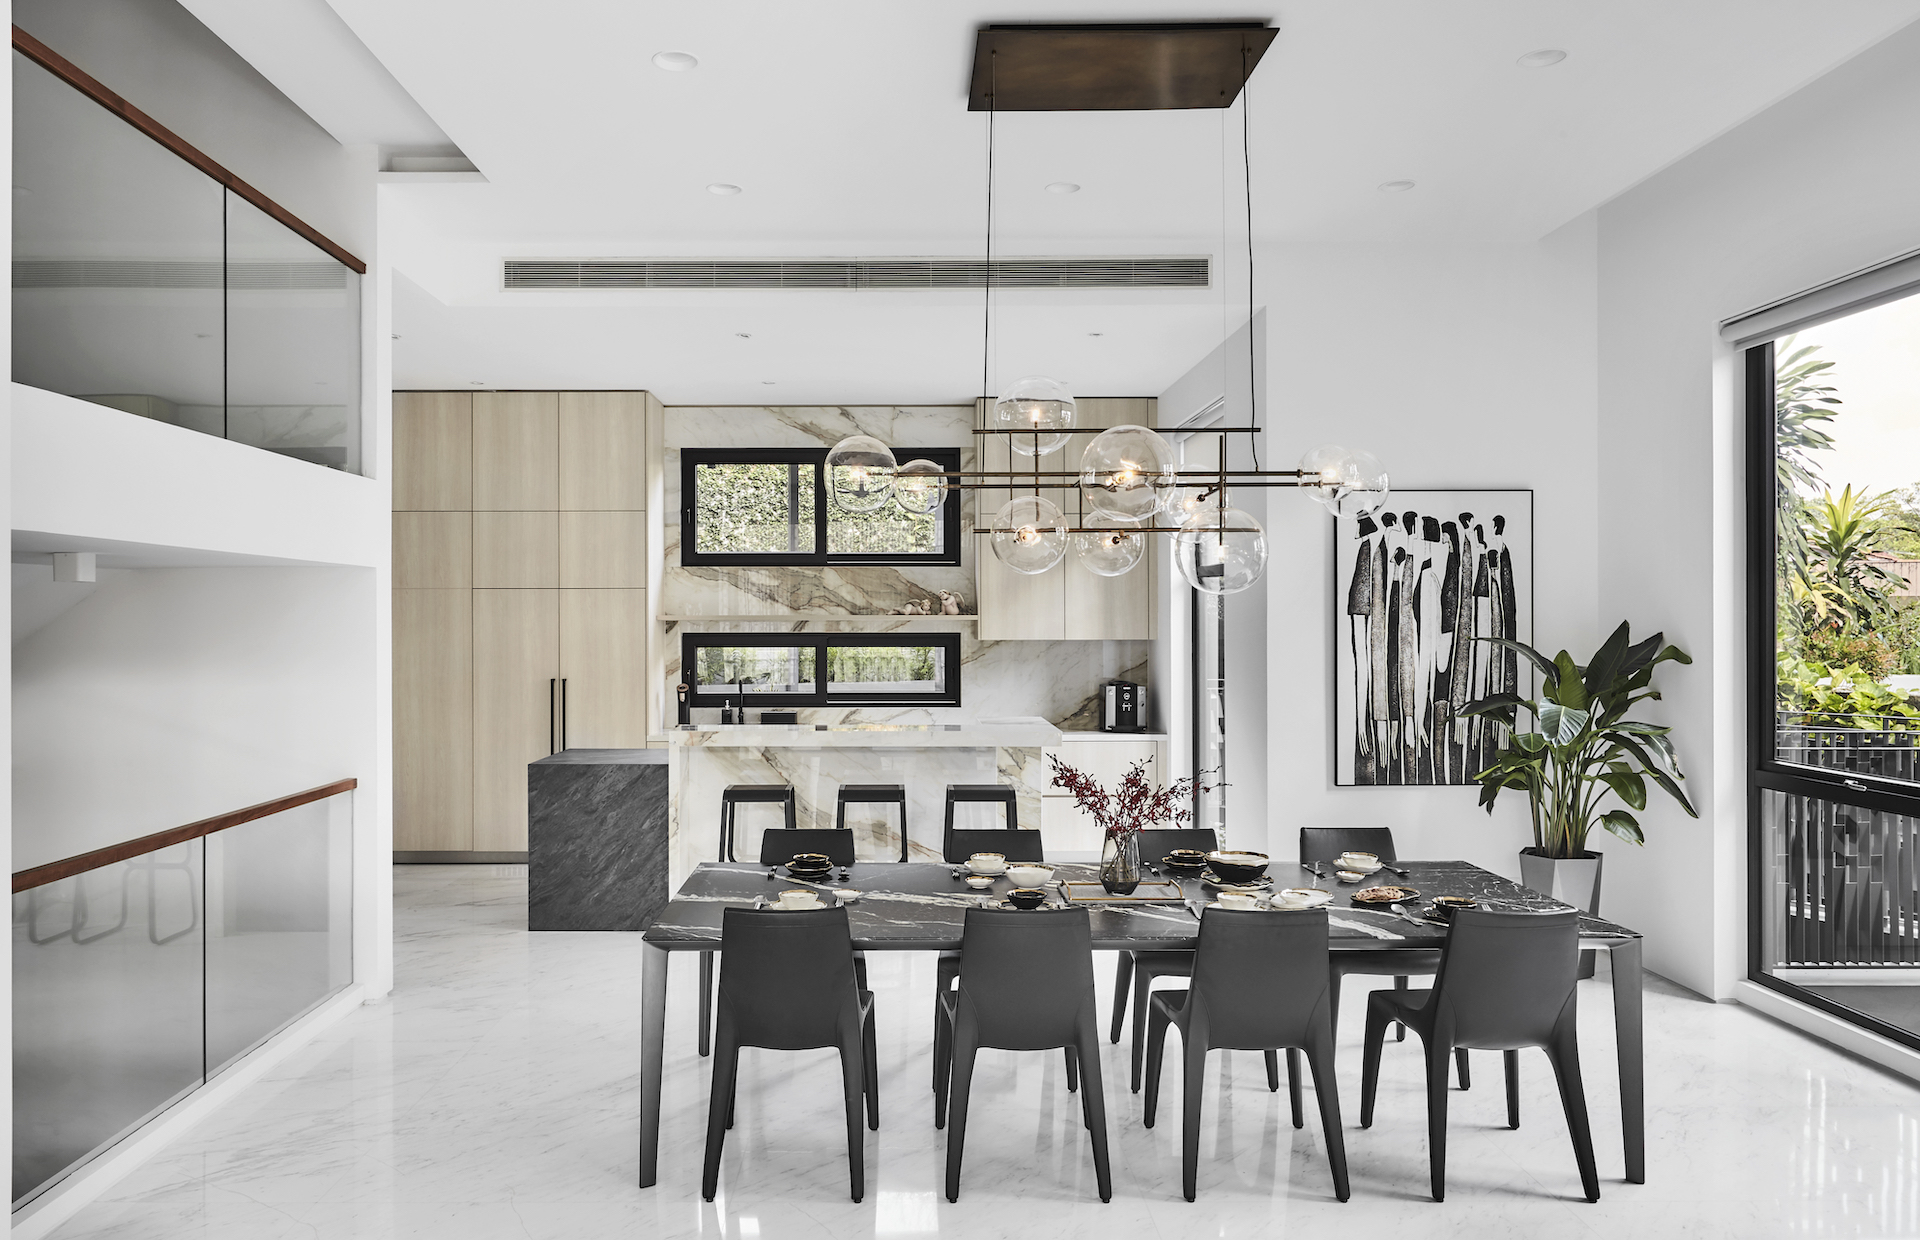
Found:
[659,404,1152,728]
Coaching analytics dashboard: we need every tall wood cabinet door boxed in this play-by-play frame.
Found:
[559,392,647,510]
[473,392,559,510]
[560,511,647,588]
[394,589,473,851]
[973,397,1065,640]
[473,589,559,852]
[560,589,649,747]
[1062,536,1155,639]
[393,512,471,589]
[473,511,559,588]
[393,392,471,510]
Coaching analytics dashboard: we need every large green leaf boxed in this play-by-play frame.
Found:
[1600,810,1644,846]
[1655,644,1693,666]
[1514,731,1548,753]
[1551,652,1589,709]
[1481,637,1560,685]
[1537,701,1591,745]
[1582,622,1633,698]
[1459,692,1527,720]
[1600,769,1647,810]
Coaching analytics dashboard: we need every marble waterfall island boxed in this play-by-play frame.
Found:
[667,717,1060,879]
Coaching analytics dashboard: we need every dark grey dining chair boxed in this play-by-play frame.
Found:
[1144,907,1350,1202]
[1108,828,1230,1093]
[1359,908,1598,1203]
[929,834,1047,1089]
[702,906,878,1203]
[1300,826,1469,1088]
[933,906,1112,1203]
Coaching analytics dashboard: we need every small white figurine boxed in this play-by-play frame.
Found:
[939,590,962,616]
[921,598,938,616]
[897,600,921,615]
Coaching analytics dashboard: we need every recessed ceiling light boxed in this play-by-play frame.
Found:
[470,380,485,386]
[653,51,699,71]
[762,380,776,385]
[1517,49,1567,68]
[1046,182,1081,194]
[1088,332,1104,337]
[735,332,752,338]
[391,333,401,340]
[708,183,742,196]
[1378,180,1416,193]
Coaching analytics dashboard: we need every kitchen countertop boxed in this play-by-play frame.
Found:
[667,716,1061,748]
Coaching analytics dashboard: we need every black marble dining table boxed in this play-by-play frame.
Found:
[635,860,1644,1189]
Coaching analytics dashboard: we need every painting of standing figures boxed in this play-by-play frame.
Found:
[1334,490,1533,786]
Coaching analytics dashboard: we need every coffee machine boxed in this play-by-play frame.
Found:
[1099,680,1147,732]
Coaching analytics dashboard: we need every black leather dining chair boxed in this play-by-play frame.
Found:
[1144,907,1350,1203]
[702,906,878,1203]
[930,835,1046,1088]
[933,906,1112,1203]
[1300,826,1469,1089]
[1360,908,1598,1203]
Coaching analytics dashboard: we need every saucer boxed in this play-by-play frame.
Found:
[1336,859,1384,875]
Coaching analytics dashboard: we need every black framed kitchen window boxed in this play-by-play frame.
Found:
[683,633,962,707]
[681,447,962,566]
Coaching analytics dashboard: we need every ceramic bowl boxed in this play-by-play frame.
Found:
[1272,887,1333,910]
[776,890,824,910]
[1007,887,1049,910]
[1005,863,1054,888]
[1163,849,1209,871]
[833,889,861,904]
[1206,850,1271,885]
[964,874,996,890]
[1214,891,1262,911]
[1429,895,1478,923]
[967,852,1008,876]
[1335,869,1365,884]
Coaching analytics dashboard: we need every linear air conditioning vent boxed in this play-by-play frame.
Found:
[503,256,1209,291]
[13,259,349,290]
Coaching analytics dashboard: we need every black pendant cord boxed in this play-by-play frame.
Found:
[981,51,994,410]
[1242,41,1260,475]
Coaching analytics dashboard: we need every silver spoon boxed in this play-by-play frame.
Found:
[1389,902,1434,929]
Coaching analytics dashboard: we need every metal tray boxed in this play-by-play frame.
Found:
[1061,880,1187,905]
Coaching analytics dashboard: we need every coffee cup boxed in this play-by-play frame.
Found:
[1007,887,1048,910]
[967,852,1008,876]
[1216,890,1260,910]
[1338,851,1379,869]
[776,889,823,910]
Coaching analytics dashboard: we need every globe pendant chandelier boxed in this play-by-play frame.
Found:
[821,23,1388,596]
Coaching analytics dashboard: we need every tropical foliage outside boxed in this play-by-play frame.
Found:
[1774,336,1920,730]
[692,460,940,556]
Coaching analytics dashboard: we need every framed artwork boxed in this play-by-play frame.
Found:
[1333,489,1534,787]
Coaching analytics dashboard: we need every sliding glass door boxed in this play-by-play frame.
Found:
[1750,293,1920,1045]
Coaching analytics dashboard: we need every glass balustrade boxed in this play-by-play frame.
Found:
[11,789,353,1206]
[11,49,362,472]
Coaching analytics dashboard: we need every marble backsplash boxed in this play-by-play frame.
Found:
[659,405,1152,730]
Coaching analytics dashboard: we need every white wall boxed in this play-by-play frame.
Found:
[13,566,375,872]
[1596,20,1920,999]
[1256,227,1602,872]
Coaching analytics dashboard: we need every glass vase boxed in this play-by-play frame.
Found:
[1101,831,1141,895]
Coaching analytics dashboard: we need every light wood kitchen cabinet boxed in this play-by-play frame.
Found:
[473,391,560,510]
[975,397,1158,641]
[393,392,470,510]
[472,589,561,852]
[394,588,473,851]
[393,390,656,857]
[472,511,559,589]
[560,391,652,509]
[393,512,471,589]
[559,511,647,588]
[561,589,650,747]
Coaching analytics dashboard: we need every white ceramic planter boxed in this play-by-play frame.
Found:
[1518,848,1603,915]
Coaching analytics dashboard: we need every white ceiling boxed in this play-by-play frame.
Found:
[268,1,1920,402]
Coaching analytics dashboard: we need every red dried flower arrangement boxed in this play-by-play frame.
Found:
[1046,754,1208,838]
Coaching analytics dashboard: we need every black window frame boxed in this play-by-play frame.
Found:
[681,446,963,567]
[1746,337,1920,1053]
[683,632,963,708]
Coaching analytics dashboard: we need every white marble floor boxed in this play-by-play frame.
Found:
[51,866,1920,1239]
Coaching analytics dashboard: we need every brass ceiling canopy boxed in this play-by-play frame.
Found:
[967,21,1277,112]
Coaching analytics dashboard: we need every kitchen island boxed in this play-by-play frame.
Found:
[666,717,1061,880]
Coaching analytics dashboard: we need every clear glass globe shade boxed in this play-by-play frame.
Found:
[1299,443,1352,513]
[892,458,948,515]
[1163,485,1214,525]
[989,495,1068,574]
[1073,519,1144,577]
[1079,424,1177,521]
[995,375,1076,457]
[1326,449,1390,518]
[1174,507,1268,595]
[825,434,897,513]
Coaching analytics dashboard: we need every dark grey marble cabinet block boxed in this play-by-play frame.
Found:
[528,749,669,932]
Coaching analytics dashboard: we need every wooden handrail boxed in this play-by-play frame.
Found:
[11,25,368,275]
[12,778,358,893]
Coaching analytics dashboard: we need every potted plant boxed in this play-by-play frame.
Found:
[1047,755,1206,894]
[1462,621,1698,916]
